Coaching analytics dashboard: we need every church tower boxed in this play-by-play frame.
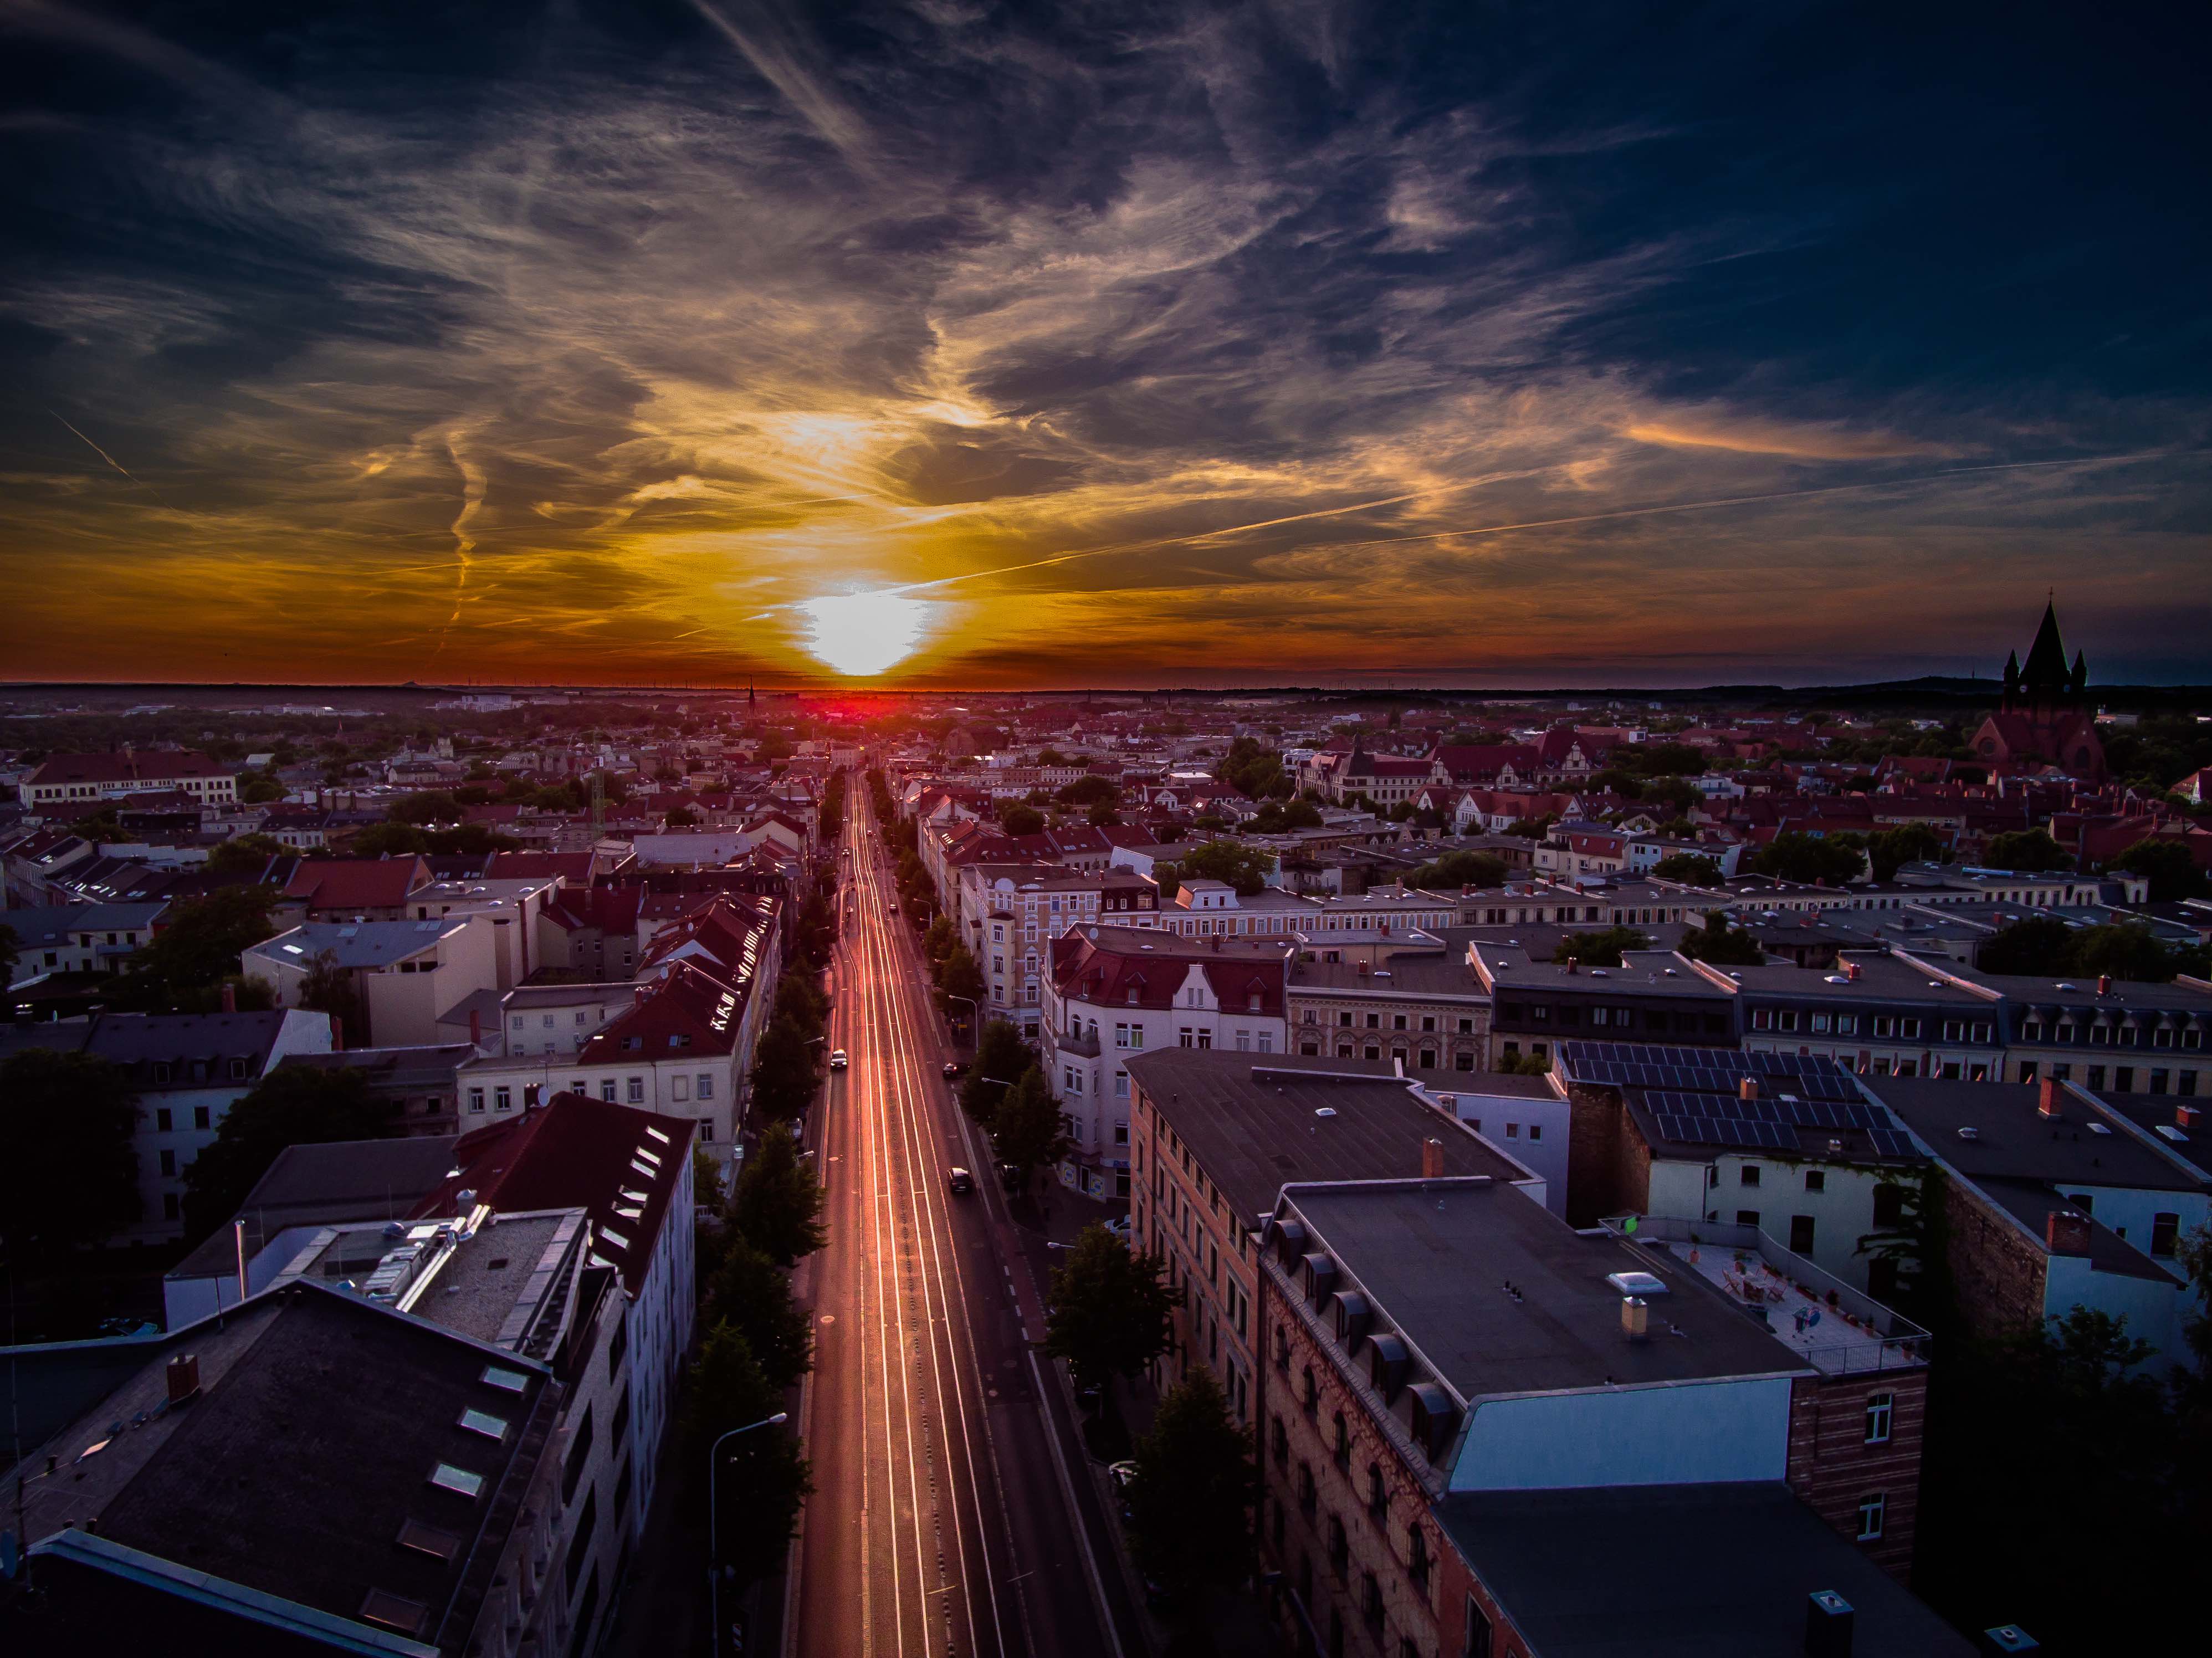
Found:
[1974,598,2104,780]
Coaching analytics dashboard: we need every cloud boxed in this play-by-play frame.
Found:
[1623,415,1960,461]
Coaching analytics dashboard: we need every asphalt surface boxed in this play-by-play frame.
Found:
[790,788,1136,1658]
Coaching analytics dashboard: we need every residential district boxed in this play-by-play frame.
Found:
[1,602,2209,1658]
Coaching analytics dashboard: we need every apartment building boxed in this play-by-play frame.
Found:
[1285,950,1491,1075]
[954,862,1160,1033]
[18,748,237,811]
[244,914,503,1049]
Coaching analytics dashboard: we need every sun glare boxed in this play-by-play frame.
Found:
[797,591,935,677]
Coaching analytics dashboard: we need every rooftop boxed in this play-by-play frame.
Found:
[1285,1180,1805,1403]
[167,1134,462,1285]
[1125,1049,1533,1221]
[1285,950,1487,997]
[1866,1076,2206,1194]
[249,919,467,970]
[1435,1482,1975,1658]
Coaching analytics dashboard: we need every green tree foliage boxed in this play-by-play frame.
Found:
[1404,848,1505,890]
[206,832,285,876]
[1125,1366,1253,1608]
[180,1065,396,1242]
[772,969,829,1041]
[1676,912,1765,966]
[1495,1051,1554,1077]
[681,1323,812,1587]
[1979,918,2204,984]
[1748,830,1865,884]
[702,1232,815,1390]
[1586,768,1643,799]
[747,1016,821,1122]
[1638,775,1701,815]
[935,945,987,1022]
[1215,736,1290,800]
[923,914,960,969]
[296,949,365,1043]
[960,1022,1031,1130]
[350,821,431,858]
[1974,915,2076,977]
[1552,925,1650,968]
[388,790,462,825]
[1170,839,1276,897]
[1863,822,1948,881]
[664,806,699,827]
[1087,801,1123,828]
[1247,798,1323,834]
[0,1050,141,1253]
[2108,838,2210,902]
[731,1122,826,1266]
[1983,828,2073,872]
[1044,1223,1177,1388]
[990,1065,1071,1191]
[120,885,279,1008]
[1504,814,1555,839]
[1649,852,1724,885]
[239,776,285,804]
[998,801,1045,836]
[1056,774,1120,809]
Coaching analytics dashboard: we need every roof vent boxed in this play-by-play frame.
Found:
[1957,1126,1980,1142]
[1805,1590,1854,1658]
[1314,1106,1338,1119]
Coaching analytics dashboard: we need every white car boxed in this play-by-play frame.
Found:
[828,1050,849,1071]
[1103,1216,1131,1241]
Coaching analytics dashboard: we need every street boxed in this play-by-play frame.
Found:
[791,784,1134,1658]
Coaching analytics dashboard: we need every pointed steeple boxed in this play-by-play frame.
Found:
[2070,649,2087,697]
[2019,597,2070,700]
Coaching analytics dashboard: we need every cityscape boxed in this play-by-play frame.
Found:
[2,7,2209,1658]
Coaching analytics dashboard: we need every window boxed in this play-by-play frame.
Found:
[468,1087,486,1114]
[1804,1169,1826,1193]
[1302,1366,1318,1417]
[1740,1164,1761,1187]
[1790,1215,1816,1253]
[1737,1210,1760,1227]
[1865,1391,1893,1444]
[155,1107,173,1132]
[163,1193,181,1221]
[2152,1213,2180,1257]
[1298,1461,1317,1515]
[494,1086,512,1112]
[1361,1570,1383,1631]
[697,1073,714,1100]
[1365,1462,1386,1522]
[1899,1019,1921,1040]
[1327,1514,1348,1579]
[1332,1410,1350,1469]
[626,1076,645,1103]
[1272,1416,1288,1468]
[1856,1491,1886,1541]
[1465,1597,1493,1658]
[1873,1015,1894,1039]
[158,1149,177,1176]
[1409,1523,1432,1592]
[600,1079,618,1103]
[193,1105,211,1130]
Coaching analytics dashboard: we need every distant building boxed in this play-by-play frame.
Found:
[18,748,237,812]
[1970,599,2106,779]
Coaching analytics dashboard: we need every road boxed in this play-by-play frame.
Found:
[791,784,1133,1658]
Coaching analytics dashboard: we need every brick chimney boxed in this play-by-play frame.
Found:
[470,1007,482,1047]
[2180,1104,2199,1131]
[1739,1076,1759,1102]
[219,981,236,1014]
[2037,1078,2062,1119]
[166,1353,201,1404]
[2045,1210,2092,1255]
[1421,1137,1445,1179]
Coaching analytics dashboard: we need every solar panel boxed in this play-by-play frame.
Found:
[1866,1128,1919,1159]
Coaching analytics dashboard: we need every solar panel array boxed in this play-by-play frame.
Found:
[1558,1042,1859,1100]
[1558,1040,1918,1157]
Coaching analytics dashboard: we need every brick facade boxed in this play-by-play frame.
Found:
[1785,1372,1928,1577]
[1563,1080,1653,1226]
[1940,1174,2051,1342]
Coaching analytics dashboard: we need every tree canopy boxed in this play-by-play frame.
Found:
[180,1064,396,1242]
[2108,838,2209,902]
[120,885,279,1010]
[680,1322,811,1587]
[748,1015,820,1121]
[702,1230,815,1391]
[990,1065,1071,1190]
[1410,848,1508,889]
[1984,828,2073,872]
[731,1122,826,1266]
[1864,823,1948,881]
[1979,917,2206,983]
[1676,911,1765,966]
[1168,838,1276,897]
[0,1049,141,1253]
[1552,925,1650,968]
[1215,736,1291,800]
[1044,1222,1177,1388]
[1124,1365,1253,1608]
[1649,852,1724,885]
[1747,830,1865,885]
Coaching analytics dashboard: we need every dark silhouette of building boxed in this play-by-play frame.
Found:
[1970,598,2105,780]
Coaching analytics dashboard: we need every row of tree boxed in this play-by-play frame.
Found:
[954,1022,1073,1194]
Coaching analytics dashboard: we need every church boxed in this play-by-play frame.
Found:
[1969,598,2106,780]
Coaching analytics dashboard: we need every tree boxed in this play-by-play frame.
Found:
[772,969,828,1041]
[0,1050,141,1253]
[2109,838,2210,902]
[1087,801,1123,828]
[296,950,365,1044]
[1748,830,1865,885]
[935,945,987,1025]
[388,790,462,825]
[180,1065,396,1242]
[350,820,431,858]
[923,913,960,970]
[1977,915,2077,978]
[0,922,17,986]
[990,1065,1071,1192]
[206,832,285,876]
[1504,814,1555,839]
[120,885,278,1007]
[1057,774,1119,808]
[1865,822,1947,881]
[240,776,285,804]
[1978,917,2199,984]
[1496,1051,1553,1077]
[748,1016,820,1121]
[1172,839,1276,897]
[998,801,1044,836]
[961,1021,1031,1129]
[1410,848,1507,889]
[681,1323,812,1587]
[1248,798,1323,835]
[1043,1223,1177,1388]
[1552,925,1650,968]
[703,1232,814,1390]
[1215,736,1288,800]
[665,806,698,828]
[1984,828,2072,872]
[1124,1366,1253,1608]
[1650,852,1724,885]
[1677,911,1765,966]
[731,1122,826,1266]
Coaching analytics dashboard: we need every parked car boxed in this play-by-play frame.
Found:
[946,1166,975,1195]
[828,1049,849,1071]
[1107,1459,1140,1518]
[942,1060,967,1078]
[997,1162,1024,1193]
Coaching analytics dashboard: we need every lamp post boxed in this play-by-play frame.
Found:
[941,991,981,1047]
[708,1410,788,1657]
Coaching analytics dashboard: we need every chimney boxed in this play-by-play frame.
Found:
[1739,1076,1759,1102]
[2037,1078,2061,1119]
[1621,1296,1650,1341]
[470,1007,483,1047]
[2045,1210,2091,1255]
[219,981,236,1014]
[1843,959,1861,981]
[1805,1590,1855,1658]
[2096,974,2112,996]
[330,1014,344,1051]
[2180,1104,2200,1131]
[1421,1137,1445,1179]
[166,1353,201,1404]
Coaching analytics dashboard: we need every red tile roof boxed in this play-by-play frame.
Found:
[581,959,749,1061]
[27,750,230,786]
[283,857,432,910]
[1049,929,1288,1016]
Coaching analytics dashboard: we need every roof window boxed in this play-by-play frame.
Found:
[457,1408,509,1440]
[479,1364,529,1393]
[427,1463,485,1500]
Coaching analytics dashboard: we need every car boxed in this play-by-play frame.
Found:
[1107,1460,1140,1517]
[997,1162,1024,1193]
[942,1060,967,1079]
[946,1167,975,1194]
[1102,1216,1131,1241]
[828,1049,848,1071]
[888,901,899,914]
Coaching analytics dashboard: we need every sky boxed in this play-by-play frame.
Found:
[2,1,2208,689]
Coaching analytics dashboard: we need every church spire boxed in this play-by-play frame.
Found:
[2019,597,2071,702]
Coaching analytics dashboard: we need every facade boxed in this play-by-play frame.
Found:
[954,862,1161,1034]
[244,915,502,1049]
[19,748,237,811]
[1285,950,1491,1075]
[1472,945,1735,1070]
[2,900,167,985]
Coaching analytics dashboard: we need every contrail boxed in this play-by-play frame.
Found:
[52,410,140,482]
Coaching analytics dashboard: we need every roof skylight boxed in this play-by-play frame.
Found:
[479,1364,528,1393]
[428,1463,485,1499]
[457,1408,509,1440]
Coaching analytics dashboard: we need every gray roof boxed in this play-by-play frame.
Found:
[1866,1076,2207,1194]
[166,1133,463,1283]
[1125,1049,1530,1221]
[0,901,169,946]
[1476,946,1730,1000]
[1285,950,1488,998]
[1722,954,1991,1005]
[248,918,466,969]
[283,1044,477,1089]
[1436,1482,1975,1658]
[78,1010,295,1088]
[1287,1180,1802,1401]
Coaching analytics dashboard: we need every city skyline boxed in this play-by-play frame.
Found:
[3,3,2207,688]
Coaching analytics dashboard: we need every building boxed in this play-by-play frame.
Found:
[1720,952,2008,1081]
[1255,1174,1936,1658]
[243,916,503,1049]
[281,1042,481,1138]
[1969,598,2105,780]
[2,900,167,985]
[1042,925,1293,1197]
[952,862,1161,1033]
[1125,1050,1538,1425]
[1472,945,1735,1070]
[282,856,435,921]
[1285,950,1491,1075]
[18,748,238,812]
[1867,1074,2207,1368]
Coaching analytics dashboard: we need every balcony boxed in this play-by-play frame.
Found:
[1047,1026,1102,1060]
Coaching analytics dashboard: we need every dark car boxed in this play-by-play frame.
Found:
[942,1060,967,1079]
[997,1162,1024,1193]
[947,1167,975,1195]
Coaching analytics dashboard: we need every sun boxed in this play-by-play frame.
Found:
[797,591,935,677]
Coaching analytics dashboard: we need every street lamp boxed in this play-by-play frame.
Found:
[940,992,981,1048]
[708,1411,789,1657]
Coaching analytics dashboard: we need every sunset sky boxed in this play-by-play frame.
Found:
[2,2,2206,688]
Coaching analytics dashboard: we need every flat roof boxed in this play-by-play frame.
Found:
[1867,1077,2206,1194]
[1287,1181,1804,1402]
[1476,946,1729,999]
[1436,1482,1975,1657]
[1126,1050,1530,1222]
[249,919,465,969]
[1720,955,1993,1004]
[1286,951,1487,997]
